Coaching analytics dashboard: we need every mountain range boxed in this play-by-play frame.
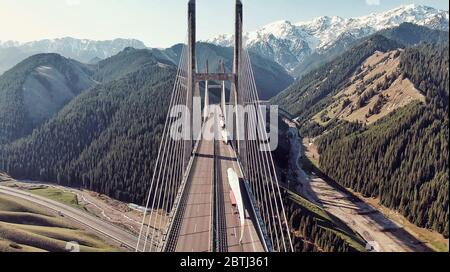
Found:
[0,3,448,248]
[270,22,448,238]
[0,5,449,77]
[207,4,449,75]
[0,41,293,146]
[1,5,448,78]
[0,38,147,75]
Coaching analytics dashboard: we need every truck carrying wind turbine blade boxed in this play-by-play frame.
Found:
[227,168,245,244]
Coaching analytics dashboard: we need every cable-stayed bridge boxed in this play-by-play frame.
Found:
[136,0,293,253]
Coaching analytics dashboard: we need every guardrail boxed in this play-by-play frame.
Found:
[213,140,228,252]
[242,180,273,252]
[210,139,216,251]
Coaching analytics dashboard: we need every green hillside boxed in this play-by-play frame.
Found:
[0,61,175,204]
[0,54,95,145]
[317,44,449,237]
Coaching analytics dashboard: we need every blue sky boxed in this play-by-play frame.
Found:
[0,0,448,47]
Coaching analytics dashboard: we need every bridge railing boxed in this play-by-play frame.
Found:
[160,134,203,252]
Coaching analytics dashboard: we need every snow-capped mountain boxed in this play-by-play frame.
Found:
[0,37,148,74]
[207,4,449,73]
[0,41,21,48]
[0,37,147,63]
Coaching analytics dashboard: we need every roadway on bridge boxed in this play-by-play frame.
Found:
[216,138,265,252]
[175,136,215,252]
[173,109,264,252]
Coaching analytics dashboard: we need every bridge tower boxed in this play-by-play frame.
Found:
[233,0,244,157]
[186,0,196,165]
[203,60,209,120]
[187,0,243,151]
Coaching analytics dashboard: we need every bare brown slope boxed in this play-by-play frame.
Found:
[313,50,425,125]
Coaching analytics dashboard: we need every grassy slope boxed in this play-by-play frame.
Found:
[0,193,115,252]
[26,187,84,210]
[286,189,367,252]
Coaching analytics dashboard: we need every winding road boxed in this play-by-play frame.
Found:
[0,185,138,251]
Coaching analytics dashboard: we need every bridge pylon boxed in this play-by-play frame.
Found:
[137,0,294,253]
[187,0,243,151]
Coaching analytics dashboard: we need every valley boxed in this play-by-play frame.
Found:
[272,19,448,252]
[300,137,448,252]
[286,126,431,252]
[0,2,448,253]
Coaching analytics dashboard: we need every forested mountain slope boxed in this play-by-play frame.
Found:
[93,47,173,83]
[0,63,175,204]
[317,44,449,237]
[271,24,448,122]
[0,54,95,145]
[0,43,293,205]
[271,22,449,238]
[271,35,402,122]
[292,23,449,79]
[379,23,449,47]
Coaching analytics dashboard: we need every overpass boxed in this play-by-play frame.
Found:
[136,0,293,252]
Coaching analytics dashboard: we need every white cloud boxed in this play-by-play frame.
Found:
[366,0,381,6]
[65,0,81,7]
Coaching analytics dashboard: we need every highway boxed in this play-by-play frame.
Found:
[216,138,265,252]
[170,109,265,252]
[174,137,215,252]
[0,185,138,250]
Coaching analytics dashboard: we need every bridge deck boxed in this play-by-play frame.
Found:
[216,139,265,252]
[173,110,264,252]
[175,138,214,252]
